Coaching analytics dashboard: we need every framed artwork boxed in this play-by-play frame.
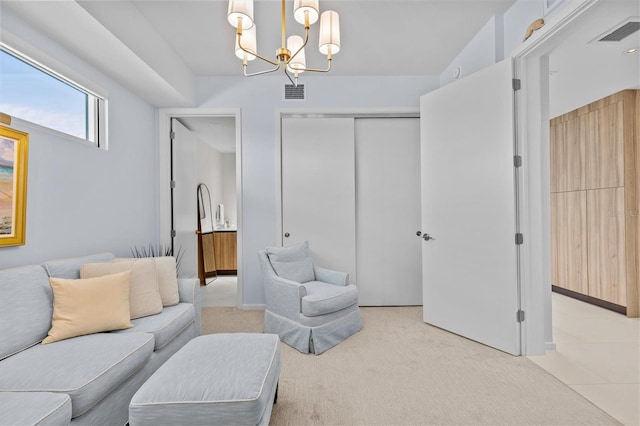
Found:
[0,125,29,247]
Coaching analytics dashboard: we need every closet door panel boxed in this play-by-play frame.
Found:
[585,102,624,190]
[587,187,627,306]
[355,118,422,306]
[551,191,588,294]
[281,118,356,283]
[550,117,585,193]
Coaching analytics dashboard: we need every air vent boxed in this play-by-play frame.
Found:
[598,20,640,42]
[284,84,305,101]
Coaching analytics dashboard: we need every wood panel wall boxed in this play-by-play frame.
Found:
[550,89,639,317]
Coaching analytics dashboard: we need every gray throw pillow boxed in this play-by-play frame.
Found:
[266,241,315,283]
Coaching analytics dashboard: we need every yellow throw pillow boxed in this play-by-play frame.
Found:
[43,271,133,345]
[81,258,163,319]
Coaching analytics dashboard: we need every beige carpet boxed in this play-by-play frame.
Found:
[201,307,618,425]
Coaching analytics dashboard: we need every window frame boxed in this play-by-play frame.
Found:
[0,44,107,148]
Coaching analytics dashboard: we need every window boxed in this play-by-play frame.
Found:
[0,46,105,146]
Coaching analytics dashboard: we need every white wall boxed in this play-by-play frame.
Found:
[196,74,439,305]
[221,153,237,227]
[440,16,504,87]
[0,9,158,269]
[504,0,545,57]
[195,138,222,232]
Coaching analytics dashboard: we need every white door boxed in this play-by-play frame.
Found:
[172,118,198,279]
[281,117,356,282]
[355,118,423,306]
[420,59,521,355]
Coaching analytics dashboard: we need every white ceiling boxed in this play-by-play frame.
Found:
[1,0,516,106]
[2,0,637,120]
[125,0,516,76]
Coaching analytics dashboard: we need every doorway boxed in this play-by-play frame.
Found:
[159,108,242,308]
[519,0,639,422]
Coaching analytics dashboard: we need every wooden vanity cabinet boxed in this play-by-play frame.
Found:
[213,231,237,274]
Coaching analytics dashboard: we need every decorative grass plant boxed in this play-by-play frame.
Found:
[131,243,184,275]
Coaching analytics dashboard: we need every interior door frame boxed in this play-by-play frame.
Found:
[275,108,420,246]
[512,0,600,354]
[159,108,243,308]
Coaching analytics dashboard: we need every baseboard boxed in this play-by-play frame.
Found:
[241,304,266,311]
[552,285,626,315]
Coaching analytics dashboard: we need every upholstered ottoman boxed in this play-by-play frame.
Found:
[129,333,280,426]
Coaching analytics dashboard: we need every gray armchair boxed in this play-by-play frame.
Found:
[258,242,362,355]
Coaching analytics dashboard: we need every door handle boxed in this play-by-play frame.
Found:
[422,233,435,241]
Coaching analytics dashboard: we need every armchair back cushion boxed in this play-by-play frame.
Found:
[265,241,315,283]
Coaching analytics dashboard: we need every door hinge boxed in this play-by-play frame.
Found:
[170,131,175,140]
[515,233,524,245]
[517,310,525,322]
[171,229,176,238]
[170,180,176,189]
[514,155,522,168]
[512,78,521,91]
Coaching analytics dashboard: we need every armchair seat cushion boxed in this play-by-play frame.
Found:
[301,282,359,317]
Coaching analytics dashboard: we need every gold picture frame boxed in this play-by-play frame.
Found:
[0,125,29,247]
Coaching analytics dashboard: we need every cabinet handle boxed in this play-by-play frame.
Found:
[284,232,290,238]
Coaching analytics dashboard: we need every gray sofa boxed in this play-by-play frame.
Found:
[0,253,201,425]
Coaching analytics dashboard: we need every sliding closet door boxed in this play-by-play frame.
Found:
[281,117,356,282]
[355,118,423,305]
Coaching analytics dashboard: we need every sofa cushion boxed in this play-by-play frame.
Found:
[0,265,52,360]
[301,282,359,316]
[43,271,133,344]
[81,258,163,319]
[44,253,115,279]
[115,303,195,350]
[0,332,154,418]
[266,241,315,283]
[0,392,72,426]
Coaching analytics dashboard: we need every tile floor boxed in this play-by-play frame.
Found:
[200,275,238,307]
[529,292,640,425]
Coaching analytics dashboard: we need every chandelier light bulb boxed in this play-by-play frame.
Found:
[235,25,257,61]
[294,0,319,26]
[319,10,340,55]
[228,0,254,29]
[287,35,307,73]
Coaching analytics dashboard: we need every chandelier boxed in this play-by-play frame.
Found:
[227,0,340,86]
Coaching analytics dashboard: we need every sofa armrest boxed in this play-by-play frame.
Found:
[178,278,201,336]
[313,265,349,286]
